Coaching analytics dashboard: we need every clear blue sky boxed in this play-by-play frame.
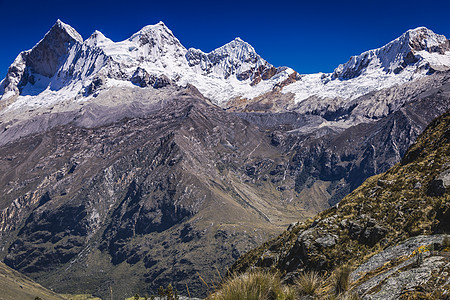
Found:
[1,0,449,79]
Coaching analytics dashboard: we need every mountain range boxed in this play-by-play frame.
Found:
[0,20,449,298]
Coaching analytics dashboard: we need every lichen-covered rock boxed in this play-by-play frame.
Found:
[351,235,450,299]
[315,234,337,248]
[427,168,450,196]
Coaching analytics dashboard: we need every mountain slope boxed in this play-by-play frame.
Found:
[0,86,310,298]
[279,27,450,120]
[238,70,450,207]
[0,261,67,300]
[0,71,448,299]
[230,110,450,296]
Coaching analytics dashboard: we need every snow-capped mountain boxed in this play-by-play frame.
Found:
[0,20,449,119]
[282,27,450,106]
[186,37,277,83]
[0,20,83,100]
[1,20,450,300]
[333,27,450,80]
[0,20,293,108]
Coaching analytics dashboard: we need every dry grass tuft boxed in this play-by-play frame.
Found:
[209,269,295,300]
[333,265,352,295]
[295,271,322,296]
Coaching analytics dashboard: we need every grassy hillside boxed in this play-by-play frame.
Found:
[0,262,67,300]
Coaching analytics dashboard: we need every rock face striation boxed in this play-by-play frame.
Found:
[0,20,449,299]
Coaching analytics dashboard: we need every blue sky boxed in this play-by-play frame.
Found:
[1,0,449,79]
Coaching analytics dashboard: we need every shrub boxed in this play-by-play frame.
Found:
[210,270,294,300]
[333,265,352,295]
[295,271,322,296]
[155,284,179,300]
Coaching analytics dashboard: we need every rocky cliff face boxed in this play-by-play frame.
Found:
[239,70,450,207]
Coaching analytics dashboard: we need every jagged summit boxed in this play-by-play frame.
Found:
[332,26,450,80]
[85,30,112,47]
[212,37,259,58]
[1,20,294,106]
[282,26,450,112]
[185,36,275,81]
[404,26,449,53]
[128,21,181,46]
[0,19,84,100]
[51,19,83,43]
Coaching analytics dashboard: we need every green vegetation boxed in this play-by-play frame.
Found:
[158,284,178,300]
[209,268,368,299]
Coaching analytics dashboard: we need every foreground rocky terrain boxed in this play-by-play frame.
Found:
[231,110,450,299]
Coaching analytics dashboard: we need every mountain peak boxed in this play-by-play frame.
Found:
[0,18,85,100]
[50,19,83,43]
[85,30,112,47]
[139,21,168,32]
[128,22,182,48]
[132,22,172,38]
[156,20,167,27]
[402,26,450,54]
[185,36,273,81]
[332,26,450,80]
[212,37,257,57]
